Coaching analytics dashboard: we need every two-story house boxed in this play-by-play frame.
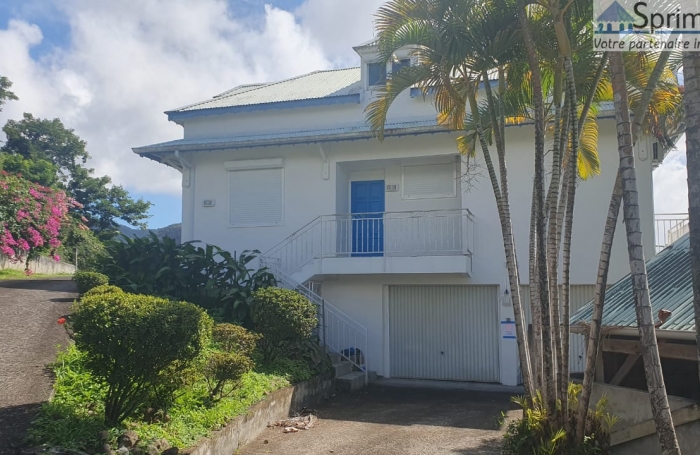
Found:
[133,41,662,387]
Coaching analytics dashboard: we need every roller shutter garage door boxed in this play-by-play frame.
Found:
[389,285,500,382]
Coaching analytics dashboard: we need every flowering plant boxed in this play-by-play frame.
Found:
[0,171,76,265]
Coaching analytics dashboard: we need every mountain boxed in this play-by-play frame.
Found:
[117,223,182,244]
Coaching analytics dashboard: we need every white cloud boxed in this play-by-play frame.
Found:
[295,0,385,66]
[0,0,335,195]
[653,138,689,214]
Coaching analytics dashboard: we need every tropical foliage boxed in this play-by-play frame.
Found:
[72,271,109,295]
[97,234,276,324]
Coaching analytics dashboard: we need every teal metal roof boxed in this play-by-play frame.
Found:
[169,68,361,114]
[570,234,694,332]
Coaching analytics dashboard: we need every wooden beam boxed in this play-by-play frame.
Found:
[610,354,639,385]
[595,352,605,383]
[602,338,698,362]
[611,405,700,446]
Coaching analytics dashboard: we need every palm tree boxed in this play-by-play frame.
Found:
[682,51,700,389]
[576,50,683,441]
[608,50,681,455]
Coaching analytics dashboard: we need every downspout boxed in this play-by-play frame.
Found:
[172,150,195,243]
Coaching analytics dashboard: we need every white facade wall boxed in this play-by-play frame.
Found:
[182,120,655,285]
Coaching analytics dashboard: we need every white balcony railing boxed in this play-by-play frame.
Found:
[654,213,689,252]
[264,209,475,275]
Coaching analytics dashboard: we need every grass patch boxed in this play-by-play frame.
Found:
[29,345,302,452]
[0,269,72,280]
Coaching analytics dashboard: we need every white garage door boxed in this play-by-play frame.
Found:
[389,285,500,382]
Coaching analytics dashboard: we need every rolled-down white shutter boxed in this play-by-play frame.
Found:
[401,163,456,199]
[228,164,283,227]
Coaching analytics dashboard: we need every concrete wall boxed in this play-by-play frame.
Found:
[185,376,334,455]
[589,383,700,455]
[0,255,76,275]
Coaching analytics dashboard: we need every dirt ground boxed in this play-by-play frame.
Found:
[0,279,75,454]
[239,384,521,455]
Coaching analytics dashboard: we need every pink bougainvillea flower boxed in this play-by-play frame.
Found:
[52,254,60,262]
[57,317,66,324]
[17,239,30,251]
[24,269,34,276]
[49,238,61,248]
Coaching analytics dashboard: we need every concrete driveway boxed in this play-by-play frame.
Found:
[239,383,521,455]
[0,279,75,454]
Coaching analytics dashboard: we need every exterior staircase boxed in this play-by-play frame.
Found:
[259,256,372,392]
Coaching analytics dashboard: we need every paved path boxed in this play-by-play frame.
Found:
[239,384,521,455]
[0,279,75,454]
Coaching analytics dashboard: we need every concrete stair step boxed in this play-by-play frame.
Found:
[328,351,342,364]
[336,371,367,392]
[333,361,353,377]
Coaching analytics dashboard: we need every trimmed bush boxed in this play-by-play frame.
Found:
[212,323,260,355]
[204,351,253,401]
[71,292,213,426]
[252,288,318,362]
[72,271,108,295]
[82,284,124,298]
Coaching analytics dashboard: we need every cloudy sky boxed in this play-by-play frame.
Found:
[0,0,690,228]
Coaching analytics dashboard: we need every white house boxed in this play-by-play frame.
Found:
[133,41,664,387]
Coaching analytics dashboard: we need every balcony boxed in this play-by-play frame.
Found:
[263,209,474,282]
[654,213,689,253]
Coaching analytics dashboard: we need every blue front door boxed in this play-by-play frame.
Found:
[351,180,385,256]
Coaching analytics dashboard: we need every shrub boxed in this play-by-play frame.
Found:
[212,323,260,355]
[82,284,124,298]
[97,234,276,324]
[251,288,318,362]
[73,271,109,295]
[204,351,254,401]
[502,383,616,455]
[71,292,213,426]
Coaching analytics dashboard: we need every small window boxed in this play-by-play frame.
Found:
[391,59,410,75]
[402,163,456,199]
[653,142,659,160]
[368,62,387,86]
[227,160,284,227]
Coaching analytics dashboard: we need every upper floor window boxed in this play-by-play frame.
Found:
[368,62,387,86]
[391,59,411,75]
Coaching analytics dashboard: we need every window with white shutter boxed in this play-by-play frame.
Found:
[401,163,456,199]
[226,159,284,227]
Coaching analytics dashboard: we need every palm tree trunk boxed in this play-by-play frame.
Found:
[559,56,579,416]
[682,51,700,389]
[609,51,681,455]
[517,0,554,411]
[577,50,676,442]
[576,171,622,441]
[466,85,533,397]
[530,178,543,391]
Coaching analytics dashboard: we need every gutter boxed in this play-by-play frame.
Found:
[571,324,696,341]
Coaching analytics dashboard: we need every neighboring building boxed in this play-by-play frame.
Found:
[134,41,663,386]
[570,234,698,400]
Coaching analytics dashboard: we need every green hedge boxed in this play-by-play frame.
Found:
[72,271,109,295]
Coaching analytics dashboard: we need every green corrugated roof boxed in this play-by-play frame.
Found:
[169,68,361,113]
[570,234,694,332]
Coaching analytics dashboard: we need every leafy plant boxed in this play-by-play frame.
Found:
[252,288,318,362]
[97,234,276,324]
[204,351,254,401]
[502,383,614,455]
[212,323,260,355]
[72,271,109,295]
[71,291,213,426]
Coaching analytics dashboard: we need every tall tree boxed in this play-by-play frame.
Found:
[0,76,18,111]
[609,51,681,455]
[0,114,151,239]
[682,51,700,387]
